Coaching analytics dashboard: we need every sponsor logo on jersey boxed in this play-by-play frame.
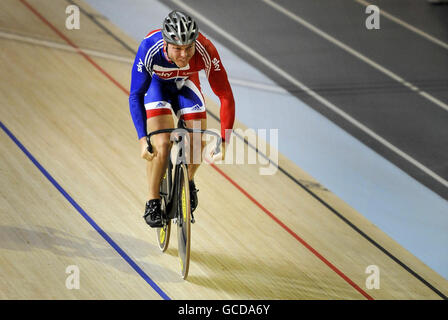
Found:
[137,58,144,73]
[191,104,202,111]
[180,71,195,76]
[212,58,221,71]
[157,71,173,78]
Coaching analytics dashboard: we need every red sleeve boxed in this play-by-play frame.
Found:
[196,34,235,142]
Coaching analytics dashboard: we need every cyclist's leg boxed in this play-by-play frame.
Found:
[144,78,175,201]
[146,115,174,200]
[175,75,207,181]
[174,76,207,214]
[184,117,207,180]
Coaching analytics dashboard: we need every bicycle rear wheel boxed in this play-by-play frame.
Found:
[177,163,191,279]
[156,168,171,252]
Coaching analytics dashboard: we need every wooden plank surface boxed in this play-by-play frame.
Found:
[1,0,447,300]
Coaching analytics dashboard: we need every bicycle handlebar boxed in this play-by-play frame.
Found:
[146,120,222,155]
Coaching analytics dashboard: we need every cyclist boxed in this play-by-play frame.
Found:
[129,10,235,228]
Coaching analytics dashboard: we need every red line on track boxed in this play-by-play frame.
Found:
[20,0,373,300]
[210,163,373,300]
[19,0,129,96]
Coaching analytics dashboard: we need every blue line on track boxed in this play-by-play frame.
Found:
[0,120,171,300]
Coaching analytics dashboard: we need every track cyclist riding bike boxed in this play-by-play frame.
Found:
[129,10,235,228]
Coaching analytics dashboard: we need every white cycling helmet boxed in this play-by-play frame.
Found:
[162,10,199,46]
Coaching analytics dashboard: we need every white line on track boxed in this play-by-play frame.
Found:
[0,30,287,94]
[355,0,448,51]
[171,0,448,189]
[262,0,448,113]
[0,30,133,63]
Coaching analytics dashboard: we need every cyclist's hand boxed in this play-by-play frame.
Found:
[140,137,156,161]
[210,141,226,163]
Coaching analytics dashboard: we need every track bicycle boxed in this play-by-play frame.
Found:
[146,119,221,279]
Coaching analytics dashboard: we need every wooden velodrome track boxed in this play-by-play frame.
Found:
[1,0,447,300]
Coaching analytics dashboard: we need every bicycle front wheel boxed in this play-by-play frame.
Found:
[177,163,191,280]
[156,167,171,252]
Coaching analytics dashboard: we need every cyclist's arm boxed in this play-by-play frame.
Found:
[201,37,235,143]
[129,43,152,140]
